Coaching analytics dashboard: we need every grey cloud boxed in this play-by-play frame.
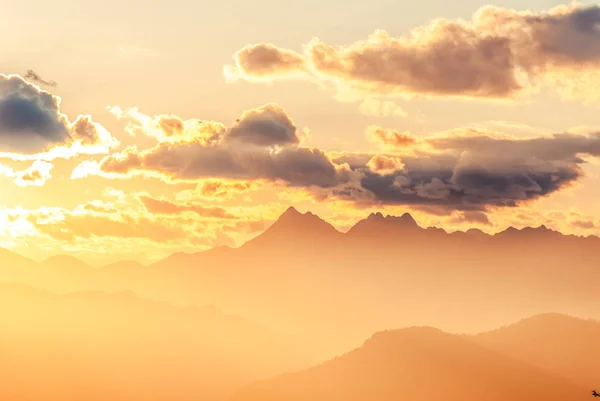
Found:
[332,131,599,211]
[0,75,70,154]
[23,70,57,87]
[226,4,600,100]
[101,143,348,188]
[97,104,348,188]
[224,103,300,147]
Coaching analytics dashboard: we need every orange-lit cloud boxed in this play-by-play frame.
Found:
[137,195,238,219]
[72,101,600,214]
[225,4,600,102]
[224,43,308,83]
[13,160,53,187]
[359,98,408,118]
[366,126,416,149]
[74,104,351,188]
[0,160,53,187]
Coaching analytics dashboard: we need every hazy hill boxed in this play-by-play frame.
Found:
[0,283,315,401]
[470,313,600,388]
[3,208,600,354]
[229,325,585,401]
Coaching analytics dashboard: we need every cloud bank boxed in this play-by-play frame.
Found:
[225,4,600,102]
[72,101,600,213]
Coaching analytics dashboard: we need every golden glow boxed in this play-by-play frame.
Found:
[2,2,600,400]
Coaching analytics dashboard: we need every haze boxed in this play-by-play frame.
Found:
[2,0,600,400]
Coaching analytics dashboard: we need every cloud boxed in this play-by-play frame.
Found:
[0,74,119,158]
[0,160,54,187]
[23,70,56,87]
[173,180,254,202]
[224,43,308,83]
[366,154,405,175]
[76,104,351,188]
[28,207,188,243]
[108,106,226,143]
[328,127,600,212]
[225,4,600,102]
[366,125,416,148]
[358,98,408,118]
[572,219,596,230]
[0,74,70,154]
[196,180,253,199]
[138,195,238,219]
[75,102,600,215]
[14,160,53,187]
[449,211,492,225]
[224,104,300,147]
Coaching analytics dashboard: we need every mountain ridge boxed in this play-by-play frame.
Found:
[2,208,598,264]
[229,316,588,401]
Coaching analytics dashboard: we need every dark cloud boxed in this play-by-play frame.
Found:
[0,75,70,153]
[225,4,600,101]
[94,104,349,188]
[224,103,300,147]
[23,70,57,87]
[331,130,600,211]
[86,102,600,214]
[485,5,600,73]
[99,143,349,188]
[0,74,117,156]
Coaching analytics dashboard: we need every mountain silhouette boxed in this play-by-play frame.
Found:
[242,207,342,251]
[3,208,600,354]
[471,313,600,388]
[230,324,585,401]
[346,211,421,238]
[0,283,315,401]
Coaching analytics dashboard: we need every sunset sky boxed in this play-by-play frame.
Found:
[3,0,600,264]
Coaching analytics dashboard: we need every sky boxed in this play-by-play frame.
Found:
[2,0,600,264]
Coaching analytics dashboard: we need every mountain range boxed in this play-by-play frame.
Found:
[2,207,600,353]
[1,208,600,400]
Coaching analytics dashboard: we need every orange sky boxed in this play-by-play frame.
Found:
[2,1,600,264]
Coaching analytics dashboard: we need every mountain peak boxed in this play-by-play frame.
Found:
[281,206,301,218]
[496,224,558,238]
[366,211,416,225]
[349,211,420,237]
[243,207,340,249]
[274,206,326,228]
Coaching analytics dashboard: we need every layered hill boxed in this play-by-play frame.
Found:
[230,324,586,401]
[0,283,314,401]
[2,207,600,354]
[470,313,600,388]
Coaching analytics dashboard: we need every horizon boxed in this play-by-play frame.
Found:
[5,205,599,266]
